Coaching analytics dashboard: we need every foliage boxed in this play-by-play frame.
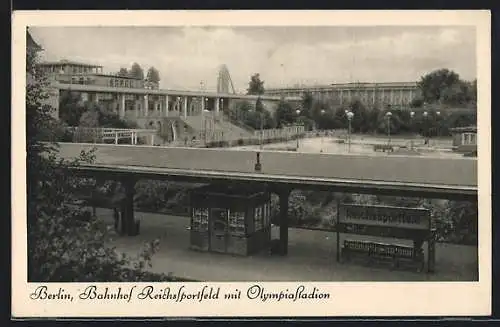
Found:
[117,67,129,77]
[274,99,298,128]
[79,108,100,127]
[229,100,276,129]
[146,66,161,84]
[59,91,86,126]
[417,68,476,106]
[247,73,265,95]
[26,34,165,282]
[129,62,145,80]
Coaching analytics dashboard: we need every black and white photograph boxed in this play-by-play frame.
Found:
[12,10,490,317]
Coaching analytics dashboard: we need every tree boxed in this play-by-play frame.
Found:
[117,67,129,77]
[417,68,466,105]
[129,62,144,80]
[146,66,161,84]
[300,92,314,119]
[79,108,100,128]
[247,73,265,95]
[348,100,369,133]
[255,96,264,113]
[59,91,86,126]
[410,97,424,108]
[274,100,296,127]
[26,35,167,282]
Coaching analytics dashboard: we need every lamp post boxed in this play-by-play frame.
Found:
[385,111,392,146]
[345,110,354,152]
[423,111,429,146]
[436,111,441,147]
[259,111,264,149]
[320,109,325,152]
[295,109,301,149]
[410,111,415,150]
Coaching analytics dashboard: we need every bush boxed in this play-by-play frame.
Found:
[26,38,173,282]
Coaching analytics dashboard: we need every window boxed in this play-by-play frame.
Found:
[229,210,246,236]
[254,206,263,231]
[192,208,209,232]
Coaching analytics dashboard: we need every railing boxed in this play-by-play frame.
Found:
[303,129,348,138]
[183,125,307,148]
[65,127,157,145]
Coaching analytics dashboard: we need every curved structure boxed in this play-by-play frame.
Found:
[217,64,236,94]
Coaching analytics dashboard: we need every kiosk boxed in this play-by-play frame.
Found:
[190,184,272,256]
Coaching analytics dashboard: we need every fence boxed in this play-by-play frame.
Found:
[65,127,157,145]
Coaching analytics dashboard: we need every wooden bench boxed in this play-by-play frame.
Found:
[373,144,394,152]
[341,239,425,271]
[336,203,435,273]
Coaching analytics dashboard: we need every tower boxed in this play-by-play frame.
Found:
[217,64,236,94]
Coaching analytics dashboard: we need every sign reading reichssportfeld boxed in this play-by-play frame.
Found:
[338,204,430,230]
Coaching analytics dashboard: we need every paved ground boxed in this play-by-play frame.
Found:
[95,208,478,282]
[233,136,461,158]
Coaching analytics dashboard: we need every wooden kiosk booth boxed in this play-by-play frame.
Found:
[189,184,272,256]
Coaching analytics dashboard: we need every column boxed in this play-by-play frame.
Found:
[151,134,155,145]
[201,96,205,113]
[340,89,344,105]
[278,188,291,255]
[119,94,126,119]
[143,95,149,117]
[372,88,376,105]
[428,229,436,273]
[183,96,188,118]
[135,97,140,117]
[94,93,100,104]
[400,89,404,106]
[215,97,220,114]
[130,132,134,144]
[390,90,394,106]
[165,95,170,117]
[115,132,118,145]
[121,177,138,236]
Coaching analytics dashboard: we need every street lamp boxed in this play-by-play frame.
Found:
[261,112,265,148]
[410,111,415,150]
[385,111,392,146]
[423,111,429,146]
[295,109,301,149]
[320,109,326,152]
[345,110,354,152]
[436,111,441,145]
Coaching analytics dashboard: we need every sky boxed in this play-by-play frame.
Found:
[29,26,476,92]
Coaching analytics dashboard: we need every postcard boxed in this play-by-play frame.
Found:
[12,10,491,318]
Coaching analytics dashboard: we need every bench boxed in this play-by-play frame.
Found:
[336,203,435,273]
[373,144,394,152]
[341,239,424,271]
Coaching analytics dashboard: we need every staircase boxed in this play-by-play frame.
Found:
[181,114,252,143]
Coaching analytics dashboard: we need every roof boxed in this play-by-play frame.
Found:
[56,143,477,190]
[92,73,143,81]
[266,81,418,92]
[39,59,103,68]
